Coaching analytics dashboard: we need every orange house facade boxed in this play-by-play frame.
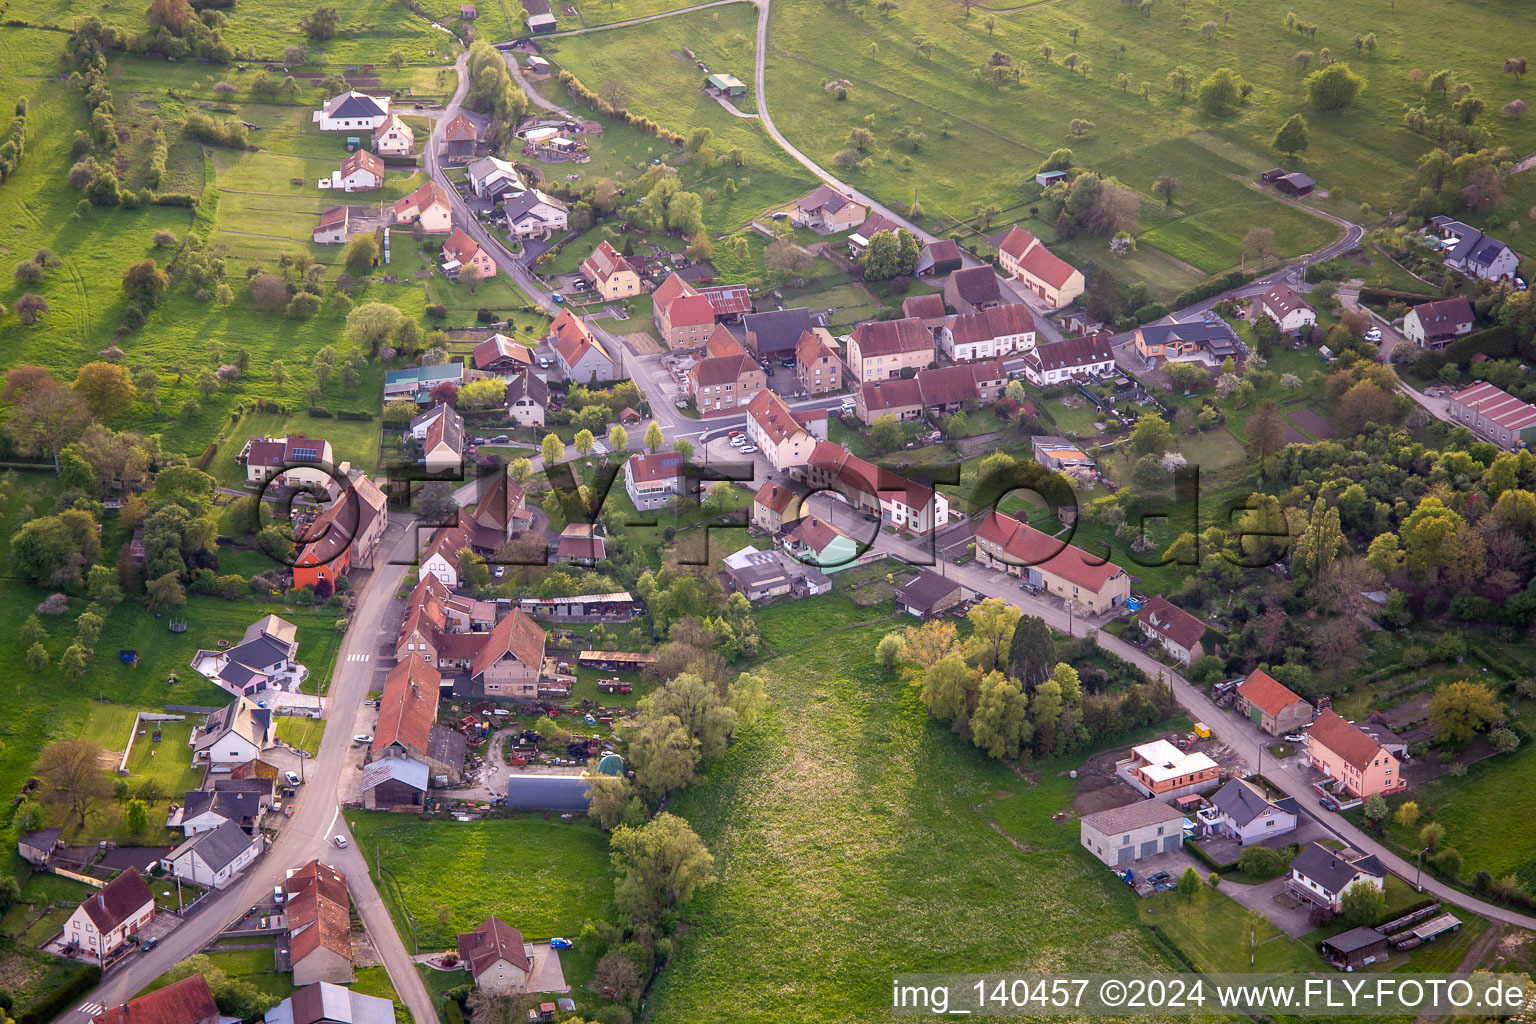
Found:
[1306,710,1406,799]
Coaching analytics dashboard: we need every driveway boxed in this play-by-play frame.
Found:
[1219,876,1317,938]
[525,943,569,993]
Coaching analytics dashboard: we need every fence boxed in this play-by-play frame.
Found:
[117,712,188,774]
[48,865,105,888]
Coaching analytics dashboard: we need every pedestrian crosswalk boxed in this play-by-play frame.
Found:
[77,1002,105,1017]
[346,653,371,663]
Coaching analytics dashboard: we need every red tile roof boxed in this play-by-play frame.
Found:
[443,227,482,265]
[667,293,716,329]
[471,333,532,370]
[1411,296,1475,336]
[860,377,923,413]
[945,304,1035,347]
[975,510,1125,593]
[92,974,218,1024]
[697,283,753,316]
[1308,709,1386,771]
[284,860,352,968]
[997,224,1038,261]
[340,149,382,179]
[580,240,636,285]
[651,271,697,309]
[1137,595,1205,651]
[746,390,808,446]
[754,481,796,514]
[393,180,451,219]
[851,317,933,359]
[79,870,153,932]
[373,654,441,759]
[471,608,547,679]
[627,451,683,484]
[550,309,609,369]
[457,917,530,978]
[796,329,836,366]
[902,293,947,320]
[1017,240,1079,289]
[442,113,479,141]
[1236,667,1306,718]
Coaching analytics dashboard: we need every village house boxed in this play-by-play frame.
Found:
[265,982,395,1024]
[505,371,550,427]
[170,787,264,837]
[550,309,615,382]
[943,265,1004,313]
[844,317,934,383]
[722,545,831,603]
[1403,296,1475,350]
[501,190,568,240]
[743,307,816,361]
[239,435,335,492]
[1020,332,1116,386]
[902,292,950,327]
[162,820,263,888]
[779,514,860,571]
[372,655,465,782]
[200,613,300,698]
[391,181,453,233]
[995,225,1085,308]
[410,402,465,474]
[625,450,685,511]
[440,113,481,161]
[1078,799,1185,867]
[745,390,820,471]
[752,481,799,533]
[284,860,354,985]
[466,156,523,199]
[1259,284,1316,334]
[417,524,471,589]
[191,697,274,766]
[652,273,717,349]
[794,185,866,234]
[1132,321,1239,367]
[312,91,389,132]
[468,469,529,555]
[797,440,950,534]
[394,576,495,672]
[457,917,535,994]
[466,608,549,698]
[290,468,389,592]
[1447,380,1536,451]
[855,361,1006,424]
[472,334,533,376]
[1135,595,1206,665]
[847,213,900,258]
[1287,842,1386,912]
[371,113,414,156]
[64,869,154,960]
[1116,739,1222,799]
[973,510,1130,613]
[93,975,218,1024]
[916,239,964,278]
[331,150,383,192]
[688,326,766,416]
[1197,778,1298,847]
[312,206,351,245]
[895,569,968,618]
[1234,667,1314,736]
[796,329,843,395]
[938,303,1037,363]
[1306,709,1406,798]
[553,523,607,566]
[580,240,645,299]
[443,228,497,281]
[1427,216,1521,282]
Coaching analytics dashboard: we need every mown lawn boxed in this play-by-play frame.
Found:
[647,593,1182,1022]
[348,812,613,951]
[123,719,206,797]
[1137,888,1318,974]
[275,716,327,756]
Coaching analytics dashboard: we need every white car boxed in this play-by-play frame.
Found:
[334,835,348,848]
[729,435,746,447]
[1364,328,1382,342]
[353,734,373,744]
[739,444,758,454]
[1283,733,1306,743]
[284,771,301,786]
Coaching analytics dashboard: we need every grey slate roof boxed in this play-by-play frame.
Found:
[1208,778,1289,828]
[506,371,549,409]
[505,774,591,811]
[228,634,291,671]
[1323,926,1387,954]
[183,789,262,824]
[743,307,815,355]
[169,820,255,872]
[327,92,387,119]
[1290,843,1386,896]
[896,569,962,614]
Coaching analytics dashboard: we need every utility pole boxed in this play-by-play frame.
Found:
[1415,846,1430,892]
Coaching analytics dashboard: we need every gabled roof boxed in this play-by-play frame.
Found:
[754,481,796,514]
[246,614,298,648]
[652,271,698,310]
[393,180,452,218]
[316,205,350,230]
[1261,284,1312,319]
[902,292,948,320]
[360,756,430,794]
[1137,595,1205,651]
[851,212,900,242]
[1016,242,1079,291]
[284,860,352,967]
[860,377,923,413]
[627,451,683,484]
[373,654,441,760]
[472,333,533,370]
[690,349,756,389]
[168,820,255,872]
[92,974,218,1024]
[1409,296,1474,335]
[323,91,387,119]
[1031,333,1115,372]
[697,283,753,316]
[997,224,1038,261]
[851,317,932,358]
[915,361,1004,406]
[798,184,859,216]
[1208,778,1293,828]
[1079,797,1184,834]
[457,916,531,978]
[182,788,261,825]
[975,510,1126,594]
[947,265,1002,306]
[1236,667,1306,717]
[1308,710,1388,771]
[796,329,836,366]
[806,440,937,513]
[550,309,609,369]
[339,149,383,179]
[784,514,848,555]
[1290,842,1386,896]
[1136,320,1235,349]
[78,869,153,932]
[944,304,1036,346]
[746,390,809,446]
[443,227,483,266]
[505,370,549,410]
[443,113,479,141]
[471,608,547,679]
[580,240,636,285]
[1449,381,1536,432]
[921,238,963,265]
[743,307,814,355]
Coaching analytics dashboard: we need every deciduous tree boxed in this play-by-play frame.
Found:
[38,738,112,827]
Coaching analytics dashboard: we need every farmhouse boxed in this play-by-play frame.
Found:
[191,696,274,766]
[794,185,866,234]
[896,569,967,618]
[290,468,390,591]
[312,206,351,245]
[688,327,766,416]
[1135,595,1205,665]
[916,239,963,278]
[943,265,1003,313]
[284,860,354,985]
[313,91,390,132]
[1196,778,1298,847]
[580,240,645,299]
[845,317,934,383]
[1078,799,1185,867]
[550,309,615,382]
[855,361,1007,424]
[625,450,685,510]
[472,333,534,376]
[331,150,383,192]
[1427,216,1521,282]
[468,469,528,554]
[743,306,816,359]
[938,303,1036,363]
[441,113,481,160]
[746,390,820,470]
[1020,332,1116,386]
[93,976,218,1024]
[1259,284,1316,333]
[265,983,395,1024]
[410,402,466,474]
[505,371,550,427]
[391,181,453,233]
[501,190,568,240]
[162,820,263,888]
[63,869,154,958]
[653,273,716,349]
[466,155,523,198]
[973,510,1130,613]
[371,113,414,156]
[1447,381,1536,451]
[797,441,950,534]
[1306,710,1406,798]
[458,917,535,994]
[1235,668,1314,736]
[1116,739,1221,799]
[796,329,843,395]
[996,225,1085,308]
[468,609,549,697]
[1132,321,1238,367]
[848,213,900,258]
[372,655,465,782]
[1287,842,1386,912]
[443,228,496,281]
[1403,296,1475,349]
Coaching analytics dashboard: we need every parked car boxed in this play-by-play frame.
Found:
[1318,797,1339,812]
[141,937,158,951]
[730,435,746,447]
[334,835,349,848]
[1146,871,1172,886]
[538,357,550,368]
[284,771,301,786]
[493,567,505,578]
[739,444,758,454]
[1283,732,1306,743]
[1364,327,1382,342]
[549,937,573,949]
[493,435,509,444]
[353,734,373,744]
[727,429,744,438]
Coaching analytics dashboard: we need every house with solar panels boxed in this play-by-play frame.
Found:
[238,435,336,493]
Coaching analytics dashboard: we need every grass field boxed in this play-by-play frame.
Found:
[1138,888,1318,974]
[348,812,613,951]
[138,948,295,1002]
[275,716,327,756]
[123,719,206,797]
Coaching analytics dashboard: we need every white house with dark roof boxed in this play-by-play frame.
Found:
[191,697,275,765]
[1287,842,1386,911]
[938,304,1036,363]
[1428,217,1521,282]
[1259,284,1316,334]
[64,870,154,957]
[466,156,524,198]
[313,91,390,132]
[1021,333,1115,386]
[162,820,263,888]
[501,189,568,240]
[1403,296,1475,350]
[1197,778,1298,846]
[794,185,866,234]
